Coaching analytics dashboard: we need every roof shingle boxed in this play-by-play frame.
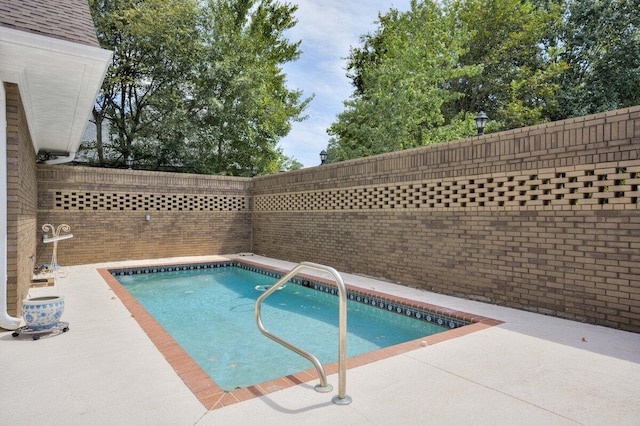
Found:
[0,0,99,47]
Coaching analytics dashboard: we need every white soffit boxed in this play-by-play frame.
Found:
[0,26,112,154]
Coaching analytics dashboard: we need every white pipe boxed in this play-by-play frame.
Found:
[45,151,76,165]
[0,80,23,330]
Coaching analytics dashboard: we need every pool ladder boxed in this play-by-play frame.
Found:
[255,261,352,405]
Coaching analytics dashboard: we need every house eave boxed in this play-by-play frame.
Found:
[0,26,112,155]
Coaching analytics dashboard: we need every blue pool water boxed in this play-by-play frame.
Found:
[115,266,447,390]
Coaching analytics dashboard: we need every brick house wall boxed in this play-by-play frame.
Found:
[252,106,640,332]
[5,83,38,316]
[36,166,253,265]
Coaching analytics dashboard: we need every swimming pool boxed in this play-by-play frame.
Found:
[101,259,498,409]
[112,262,462,390]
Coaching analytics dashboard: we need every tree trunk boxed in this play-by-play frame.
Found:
[92,107,105,164]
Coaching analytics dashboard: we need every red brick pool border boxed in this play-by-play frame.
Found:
[98,259,502,411]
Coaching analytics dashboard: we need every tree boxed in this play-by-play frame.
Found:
[327,0,479,161]
[85,0,309,174]
[445,0,565,129]
[88,0,202,168]
[328,0,571,162]
[556,0,640,118]
[189,0,311,175]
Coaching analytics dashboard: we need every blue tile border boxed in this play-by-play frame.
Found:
[109,261,470,330]
[109,261,234,276]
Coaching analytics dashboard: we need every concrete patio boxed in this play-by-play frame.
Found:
[1,255,638,425]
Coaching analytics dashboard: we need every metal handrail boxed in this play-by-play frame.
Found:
[255,261,352,405]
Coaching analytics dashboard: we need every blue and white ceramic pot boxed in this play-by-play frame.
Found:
[22,296,65,330]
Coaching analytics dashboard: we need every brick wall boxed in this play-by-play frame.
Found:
[253,106,640,332]
[36,166,252,265]
[31,106,640,332]
[5,83,37,316]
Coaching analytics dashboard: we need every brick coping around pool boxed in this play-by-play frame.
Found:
[97,258,503,411]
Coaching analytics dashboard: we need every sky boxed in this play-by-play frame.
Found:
[280,1,412,168]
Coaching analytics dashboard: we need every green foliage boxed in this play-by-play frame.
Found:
[86,0,309,174]
[442,0,565,130]
[89,0,202,166]
[87,0,640,167]
[556,0,640,118]
[328,0,480,161]
[328,0,569,161]
[189,0,310,175]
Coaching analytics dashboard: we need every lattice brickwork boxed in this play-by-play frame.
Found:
[53,191,248,212]
[255,165,640,211]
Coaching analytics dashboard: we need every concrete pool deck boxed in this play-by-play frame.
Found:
[1,255,639,425]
